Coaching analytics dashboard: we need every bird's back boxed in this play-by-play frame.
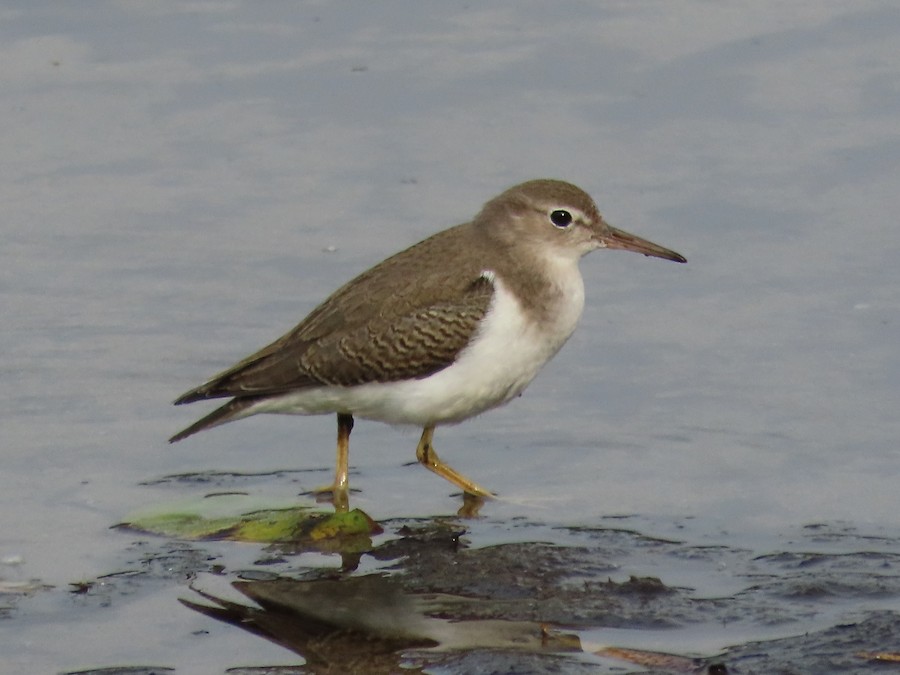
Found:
[174,221,497,403]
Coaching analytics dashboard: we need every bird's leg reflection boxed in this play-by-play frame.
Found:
[458,491,486,518]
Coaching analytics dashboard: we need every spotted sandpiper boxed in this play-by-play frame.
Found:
[170,179,685,502]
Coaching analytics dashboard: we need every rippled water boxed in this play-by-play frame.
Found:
[2,2,899,672]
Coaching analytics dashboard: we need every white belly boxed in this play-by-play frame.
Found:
[247,271,585,426]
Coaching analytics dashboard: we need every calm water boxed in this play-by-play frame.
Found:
[2,2,899,672]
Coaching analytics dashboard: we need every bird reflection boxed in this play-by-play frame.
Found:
[182,574,581,674]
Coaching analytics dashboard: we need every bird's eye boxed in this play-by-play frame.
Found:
[549,209,573,228]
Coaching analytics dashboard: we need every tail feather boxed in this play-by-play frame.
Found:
[169,398,259,443]
[173,386,223,406]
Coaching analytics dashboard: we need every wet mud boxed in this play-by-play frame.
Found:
[7,471,895,674]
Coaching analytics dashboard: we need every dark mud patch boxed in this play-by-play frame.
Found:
[18,511,898,674]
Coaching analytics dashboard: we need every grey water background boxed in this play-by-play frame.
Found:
[2,1,899,671]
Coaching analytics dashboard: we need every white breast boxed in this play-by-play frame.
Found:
[248,264,586,427]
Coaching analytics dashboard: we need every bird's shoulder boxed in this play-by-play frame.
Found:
[292,222,493,341]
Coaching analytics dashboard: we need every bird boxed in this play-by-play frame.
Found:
[170,179,686,503]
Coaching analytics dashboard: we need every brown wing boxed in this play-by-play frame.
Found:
[167,282,492,444]
[174,272,494,403]
[299,292,493,386]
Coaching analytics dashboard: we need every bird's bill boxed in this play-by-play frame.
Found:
[600,225,687,263]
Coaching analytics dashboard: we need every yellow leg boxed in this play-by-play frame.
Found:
[415,425,495,499]
[313,413,353,511]
[331,413,353,511]
[334,413,352,491]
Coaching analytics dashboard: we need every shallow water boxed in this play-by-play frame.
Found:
[2,2,899,672]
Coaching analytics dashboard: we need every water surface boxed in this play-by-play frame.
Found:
[2,2,899,672]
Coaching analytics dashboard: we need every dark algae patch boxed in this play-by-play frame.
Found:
[34,506,900,674]
[17,474,900,673]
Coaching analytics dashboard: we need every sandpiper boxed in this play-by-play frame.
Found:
[170,179,686,501]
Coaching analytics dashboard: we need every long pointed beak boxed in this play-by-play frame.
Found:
[599,224,687,263]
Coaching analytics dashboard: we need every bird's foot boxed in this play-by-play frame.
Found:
[457,491,488,518]
[308,482,352,513]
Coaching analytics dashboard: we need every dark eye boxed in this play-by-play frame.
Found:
[550,209,573,228]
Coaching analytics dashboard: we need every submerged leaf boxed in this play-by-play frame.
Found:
[116,494,380,544]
